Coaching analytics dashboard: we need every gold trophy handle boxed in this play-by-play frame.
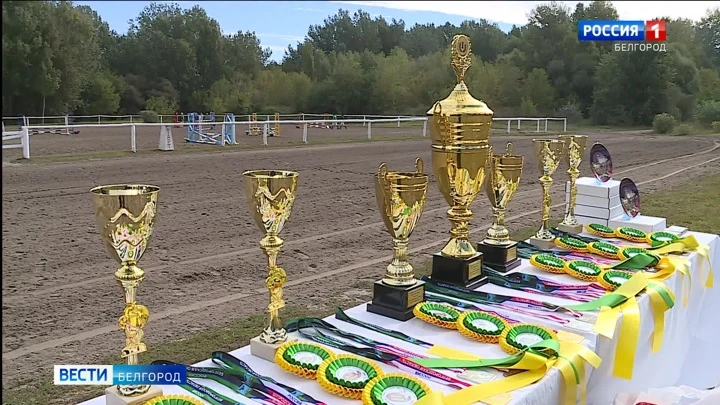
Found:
[377,163,393,217]
[506,142,513,155]
[415,158,425,174]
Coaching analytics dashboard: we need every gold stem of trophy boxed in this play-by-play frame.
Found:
[91,184,160,398]
[558,135,588,231]
[385,237,414,286]
[532,139,565,242]
[486,207,509,244]
[243,170,298,347]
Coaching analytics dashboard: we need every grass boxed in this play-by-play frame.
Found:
[4,174,719,405]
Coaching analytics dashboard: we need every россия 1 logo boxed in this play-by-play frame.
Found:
[578,20,667,41]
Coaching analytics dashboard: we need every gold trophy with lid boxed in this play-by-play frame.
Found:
[428,34,492,289]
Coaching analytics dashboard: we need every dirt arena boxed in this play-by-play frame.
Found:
[2,127,720,386]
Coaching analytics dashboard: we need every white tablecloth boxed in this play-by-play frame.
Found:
[80,232,719,405]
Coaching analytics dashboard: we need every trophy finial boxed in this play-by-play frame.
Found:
[415,158,424,174]
[451,34,472,84]
[378,162,388,178]
[505,142,513,155]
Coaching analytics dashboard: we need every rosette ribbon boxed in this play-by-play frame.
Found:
[411,339,601,405]
[648,234,713,288]
[563,272,675,379]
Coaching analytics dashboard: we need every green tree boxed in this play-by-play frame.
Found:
[79,72,121,114]
[523,68,556,111]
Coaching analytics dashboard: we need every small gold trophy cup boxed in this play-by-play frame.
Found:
[243,169,298,362]
[429,34,492,289]
[476,143,524,273]
[367,158,429,321]
[90,185,163,405]
[529,139,565,249]
[558,135,588,234]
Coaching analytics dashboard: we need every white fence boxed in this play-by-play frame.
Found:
[4,115,567,159]
[2,127,30,159]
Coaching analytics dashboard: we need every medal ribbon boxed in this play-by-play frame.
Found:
[285,317,471,390]
[180,378,247,405]
[484,268,605,302]
[422,277,585,319]
[334,307,433,348]
[422,294,522,324]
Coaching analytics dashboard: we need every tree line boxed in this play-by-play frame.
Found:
[2,1,719,126]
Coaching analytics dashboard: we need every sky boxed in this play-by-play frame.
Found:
[75,1,718,62]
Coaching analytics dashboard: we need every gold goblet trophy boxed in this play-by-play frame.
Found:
[558,135,588,234]
[90,185,163,405]
[429,34,492,289]
[529,139,565,249]
[243,170,298,362]
[367,158,429,321]
[476,143,524,273]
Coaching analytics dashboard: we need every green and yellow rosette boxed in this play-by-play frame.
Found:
[585,223,615,238]
[413,302,460,329]
[564,260,603,282]
[615,227,647,243]
[457,311,509,344]
[647,231,680,245]
[618,246,648,260]
[529,254,567,274]
[317,354,383,399]
[144,395,205,405]
[275,341,334,379]
[588,241,621,259]
[362,373,432,405]
[499,324,557,355]
[555,236,589,252]
[598,269,634,291]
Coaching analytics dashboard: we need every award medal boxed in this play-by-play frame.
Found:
[276,341,334,379]
[615,227,647,243]
[598,270,634,291]
[362,373,431,405]
[530,254,567,274]
[317,355,383,399]
[564,260,603,282]
[618,246,648,260]
[413,302,460,329]
[555,236,589,252]
[499,324,557,355]
[457,311,509,343]
[587,241,621,259]
[144,395,205,405]
[648,231,680,245]
[585,223,615,238]
[286,317,472,390]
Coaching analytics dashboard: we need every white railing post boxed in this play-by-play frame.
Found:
[263,123,268,145]
[367,122,372,140]
[563,118,567,132]
[545,119,548,132]
[363,115,366,127]
[397,116,400,128]
[536,119,540,132]
[422,120,427,137]
[302,123,308,143]
[160,115,163,123]
[507,120,511,134]
[64,115,69,135]
[22,127,30,159]
[130,115,133,124]
[517,119,521,131]
[131,125,137,153]
[98,115,101,124]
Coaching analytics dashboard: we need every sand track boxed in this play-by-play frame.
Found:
[2,129,719,384]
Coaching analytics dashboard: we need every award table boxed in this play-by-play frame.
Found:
[80,231,719,405]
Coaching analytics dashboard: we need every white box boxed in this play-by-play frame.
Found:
[608,215,667,233]
[575,204,624,220]
[575,215,611,227]
[567,177,620,199]
[567,192,621,209]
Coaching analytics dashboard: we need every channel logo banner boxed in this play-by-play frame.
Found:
[578,20,645,41]
[54,364,186,385]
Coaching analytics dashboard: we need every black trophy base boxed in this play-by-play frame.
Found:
[430,252,487,290]
[476,241,522,274]
[366,280,425,321]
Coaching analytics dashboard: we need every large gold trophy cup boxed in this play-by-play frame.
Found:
[429,34,492,289]
[90,185,163,405]
[529,139,565,249]
[243,170,298,362]
[367,158,429,321]
[476,143,524,273]
[558,135,588,234]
